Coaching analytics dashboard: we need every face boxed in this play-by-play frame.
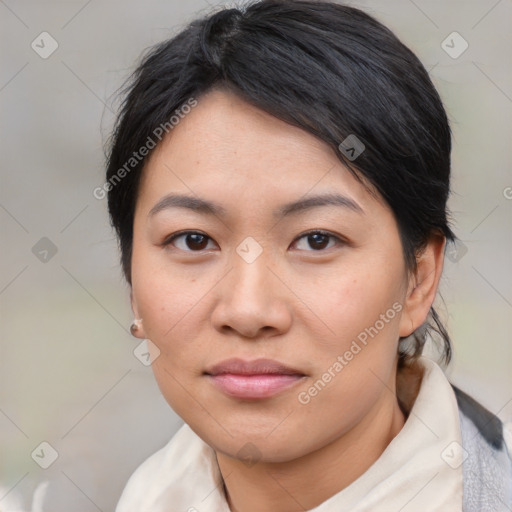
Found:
[130,88,416,462]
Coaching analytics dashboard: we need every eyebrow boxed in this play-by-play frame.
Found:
[148,192,364,219]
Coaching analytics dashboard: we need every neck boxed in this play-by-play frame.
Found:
[216,387,406,512]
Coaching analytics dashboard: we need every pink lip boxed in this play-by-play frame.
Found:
[205,358,306,399]
[208,374,305,399]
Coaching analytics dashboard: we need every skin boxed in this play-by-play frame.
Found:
[130,88,446,511]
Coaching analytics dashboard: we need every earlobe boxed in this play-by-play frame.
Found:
[130,318,145,337]
[398,234,446,338]
[130,289,147,339]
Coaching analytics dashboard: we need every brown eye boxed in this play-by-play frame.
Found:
[164,231,215,252]
[292,230,341,251]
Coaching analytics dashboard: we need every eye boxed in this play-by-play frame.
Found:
[291,230,343,251]
[162,229,344,253]
[163,231,217,252]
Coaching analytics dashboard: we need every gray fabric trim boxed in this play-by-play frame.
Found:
[459,404,512,511]
[453,384,504,450]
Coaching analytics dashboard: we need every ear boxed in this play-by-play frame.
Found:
[130,288,147,339]
[399,234,446,338]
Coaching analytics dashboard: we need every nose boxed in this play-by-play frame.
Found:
[210,248,292,339]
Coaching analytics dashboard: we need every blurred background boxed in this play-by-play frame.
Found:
[1,0,511,510]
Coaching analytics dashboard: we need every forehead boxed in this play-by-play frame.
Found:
[137,89,385,218]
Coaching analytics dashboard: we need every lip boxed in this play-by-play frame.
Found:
[204,358,306,399]
[205,357,304,376]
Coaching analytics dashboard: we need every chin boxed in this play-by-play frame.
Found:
[215,436,309,464]
[190,417,315,463]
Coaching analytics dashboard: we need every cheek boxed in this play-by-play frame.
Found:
[290,269,405,444]
[130,247,219,371]
[132,264,213,413]
[132,240,195,329]
[132,240,406,358]
[300,255,406,351]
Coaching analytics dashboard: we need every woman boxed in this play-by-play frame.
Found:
[105,1,512,510]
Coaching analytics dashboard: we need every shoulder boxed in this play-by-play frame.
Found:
[450,384,512,511]
[451,384,505,450]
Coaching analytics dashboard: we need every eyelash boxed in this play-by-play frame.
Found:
[162,230,345,253]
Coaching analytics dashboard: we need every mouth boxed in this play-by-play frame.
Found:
[204,358,307,400]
